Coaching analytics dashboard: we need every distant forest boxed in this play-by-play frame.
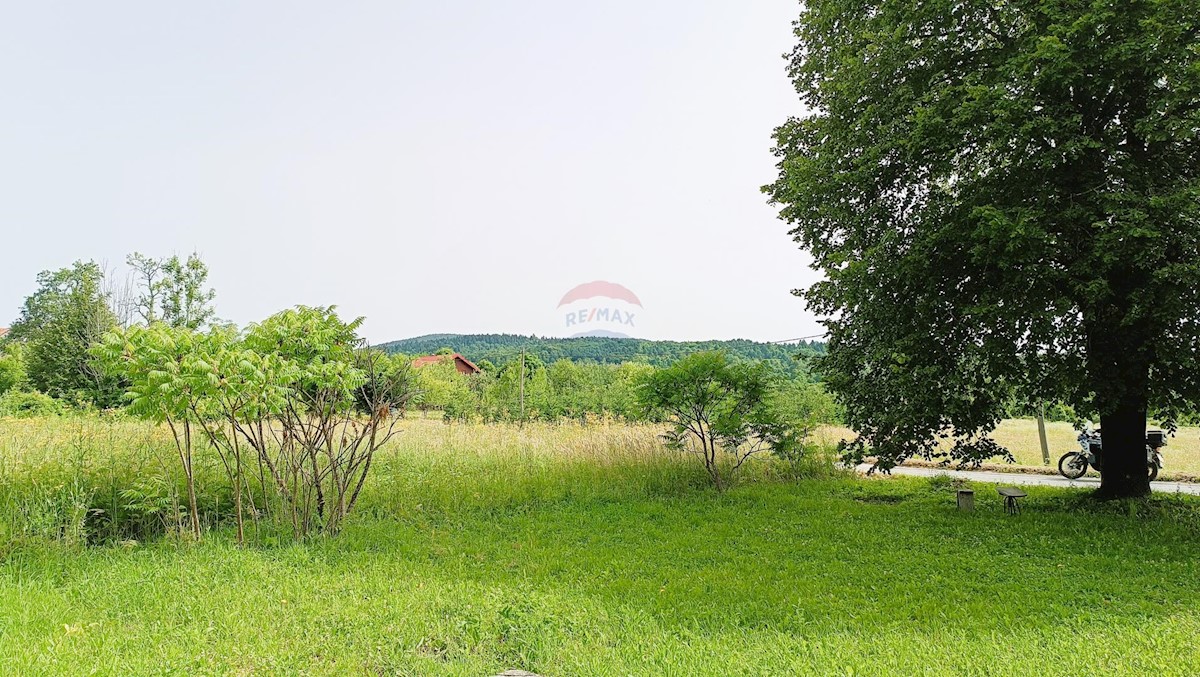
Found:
[379,334,826,378]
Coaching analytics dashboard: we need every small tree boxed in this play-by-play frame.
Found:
[769,379,840,471]
[160,253,217,330]
[610,362,656,421]
[415,359,479,421]
[354,350,417,418]
[638,352,799,491]
[240,306,411,536]
[126,252,165,325]
[486,354,549,423]
[96,307,413,541]
[772,380,839,442]
[92,323,205,538]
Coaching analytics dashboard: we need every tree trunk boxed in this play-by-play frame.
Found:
[1089,319,1152,499]
[233,442,245,546]
[1097,396,1150,499]
[184,421,201,539]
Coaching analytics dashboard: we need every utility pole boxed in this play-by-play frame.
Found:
[1037,403,1051,465]
[516,348,525,427]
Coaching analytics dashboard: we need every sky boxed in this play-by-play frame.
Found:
[0,1,823,344]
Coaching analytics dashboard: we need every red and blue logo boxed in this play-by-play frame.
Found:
[557,281,642,338]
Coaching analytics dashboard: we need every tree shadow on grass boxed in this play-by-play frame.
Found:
[324,478,1200,642]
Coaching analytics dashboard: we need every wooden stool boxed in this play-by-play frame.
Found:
[956,489,975,511]
[997,486,1027,514]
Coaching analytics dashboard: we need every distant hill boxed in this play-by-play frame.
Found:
[379,334,825,378]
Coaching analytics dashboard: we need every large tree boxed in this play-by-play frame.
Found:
[125,251,217,330]
[766,0,1200,497]
[8,261,120,404]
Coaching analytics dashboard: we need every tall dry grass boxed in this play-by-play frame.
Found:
[0,416,230,547]
[0,415,721,547]
[6,414,1196,549]
[816,419,1200,475]
[359,417,714,518]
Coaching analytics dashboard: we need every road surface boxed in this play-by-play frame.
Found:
[855,463,1200,496]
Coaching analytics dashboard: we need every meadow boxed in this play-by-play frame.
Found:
[1,417,1199,675]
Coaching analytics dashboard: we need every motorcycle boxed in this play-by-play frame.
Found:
[1058,424,1166,481]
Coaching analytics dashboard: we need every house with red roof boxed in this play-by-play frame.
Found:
[411,352,480,375]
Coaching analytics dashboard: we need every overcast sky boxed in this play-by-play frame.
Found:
[0,1,822,344]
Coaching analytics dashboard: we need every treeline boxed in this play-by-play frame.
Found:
[403,351,839,426]
[406,354,651,422]
[0,253,215,415]
[382,334,826,379]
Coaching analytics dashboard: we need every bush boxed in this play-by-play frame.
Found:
[0,343,26,396]
[0,390,64,418]
[637,352,801,491]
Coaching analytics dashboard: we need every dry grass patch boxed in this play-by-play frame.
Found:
[817,419,1200,477]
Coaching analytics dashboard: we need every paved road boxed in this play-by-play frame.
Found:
[856,463,1200,496]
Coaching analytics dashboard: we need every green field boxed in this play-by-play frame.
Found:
[2,418,1199,675]
[817,419,1200,478]
[995,419,1200,476]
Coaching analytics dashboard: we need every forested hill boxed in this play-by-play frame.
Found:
[379,334,825,377]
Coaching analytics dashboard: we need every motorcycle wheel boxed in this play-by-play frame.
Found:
[1059,452,1088,479]
[1148,463,1159,482]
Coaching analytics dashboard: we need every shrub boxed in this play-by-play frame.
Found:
[0,390,64,418]
[0,343,27,396]
[637,352,801,491]
[93,306,415,542]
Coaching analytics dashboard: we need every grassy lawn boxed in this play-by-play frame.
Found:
[2,418,1200,675]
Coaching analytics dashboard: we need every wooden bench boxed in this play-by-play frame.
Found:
[997,486,1027,515]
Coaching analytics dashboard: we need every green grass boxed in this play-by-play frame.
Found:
[2,418,1200,674]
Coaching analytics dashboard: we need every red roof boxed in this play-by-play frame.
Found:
[0,328,8,339]
[411,352,480,374]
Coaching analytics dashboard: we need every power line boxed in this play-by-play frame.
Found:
[769,333,826,344]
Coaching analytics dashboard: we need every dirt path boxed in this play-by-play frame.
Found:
[856,463,1200,496]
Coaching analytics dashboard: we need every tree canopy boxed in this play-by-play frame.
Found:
[8,261,120,404]
[125,251,217,330]
[766,0,1200,497]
